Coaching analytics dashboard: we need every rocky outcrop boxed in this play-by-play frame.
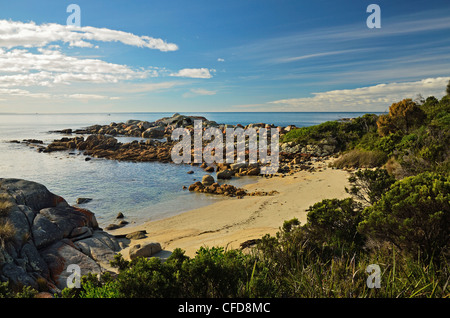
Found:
[188,180,278,198]
[0,179,121,294]
[41,135,173,163]
[52,113,218,139]
[24,113,338,177]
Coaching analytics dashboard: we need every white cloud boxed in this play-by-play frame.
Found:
[0,48,151,87]
[217,58,225,62]
[0,20,178,52]
[182,88,217,98]
[266,77,450,111]
[0,88,51,99]
[66,94,110,100]
[170,68,214,79]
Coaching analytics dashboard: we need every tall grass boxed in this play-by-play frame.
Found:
[332,149,387,169]
[249,243,449,298]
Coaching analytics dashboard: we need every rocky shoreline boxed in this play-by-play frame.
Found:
[16,113,336,178]
[0,178,120,294]
[0,178,166,296]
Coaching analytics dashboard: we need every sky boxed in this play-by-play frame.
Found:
[0,0,449,113]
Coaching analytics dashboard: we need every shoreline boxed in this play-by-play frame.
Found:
[110,159,351,258]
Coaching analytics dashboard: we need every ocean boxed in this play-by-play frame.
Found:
[0,112,378,226]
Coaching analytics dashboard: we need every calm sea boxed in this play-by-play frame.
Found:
[0,112,378,226]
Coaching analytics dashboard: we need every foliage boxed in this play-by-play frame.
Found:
[282,114,378,151]
[345,168,396,206]
[0,219,16,247]
[0,281,38,298]
[376,99,426,137]
[359,172,450,260]
[305,198,366,253]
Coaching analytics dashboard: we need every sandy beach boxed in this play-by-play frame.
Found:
[111,160,351,258]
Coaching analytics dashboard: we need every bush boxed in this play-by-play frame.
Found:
[282,114,378,152]
[305,198,366,253]
[0,219,16,246]
[346,168,396,206]
[377,99,426,136]
[63,247,255,298]
[359,172,450,260]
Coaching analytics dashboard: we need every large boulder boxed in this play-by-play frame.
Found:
[0,178,68,212]
[0,179,120,294]
[129,242,162,260]
[201,175,215,186]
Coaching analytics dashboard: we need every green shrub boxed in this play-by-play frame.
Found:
[282,114,378,152]
[346,168,396,206]
[359,172,450,260]
[305,198,366,253]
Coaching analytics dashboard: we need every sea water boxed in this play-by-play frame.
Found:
[0,112,377,226]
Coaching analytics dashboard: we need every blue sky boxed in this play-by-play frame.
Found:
[0,0,449,113]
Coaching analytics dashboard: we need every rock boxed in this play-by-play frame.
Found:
[74,231,120,269]
[70,226,93,240]
[204,166,215,172]
[0,263,38,290]
[126,119,141,125]
[125,231,147,240]
[40,239,103,290]
[0,179,122,292]
[105,224,123,231]
[116,212,124,219]
[142,126,165,138]
[216,169,233,179]
[76,198,92,204]
[0,178,68,212]
[129,242,162,260]
[246,167,260,176]
[187,170,194,174]
[201,175,215,186]
[22,139,43,144]
[230,163,247,171]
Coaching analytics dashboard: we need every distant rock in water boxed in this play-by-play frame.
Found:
[76,197,92,204]
[0,178,121,294]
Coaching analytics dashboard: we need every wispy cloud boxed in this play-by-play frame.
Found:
[230,77,449,112]
[268,49,371,64]
[267,77,450,111]
[0,19,178,52]
[182,88,217,98]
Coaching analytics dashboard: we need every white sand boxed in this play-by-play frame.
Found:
[110,161,351,258]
